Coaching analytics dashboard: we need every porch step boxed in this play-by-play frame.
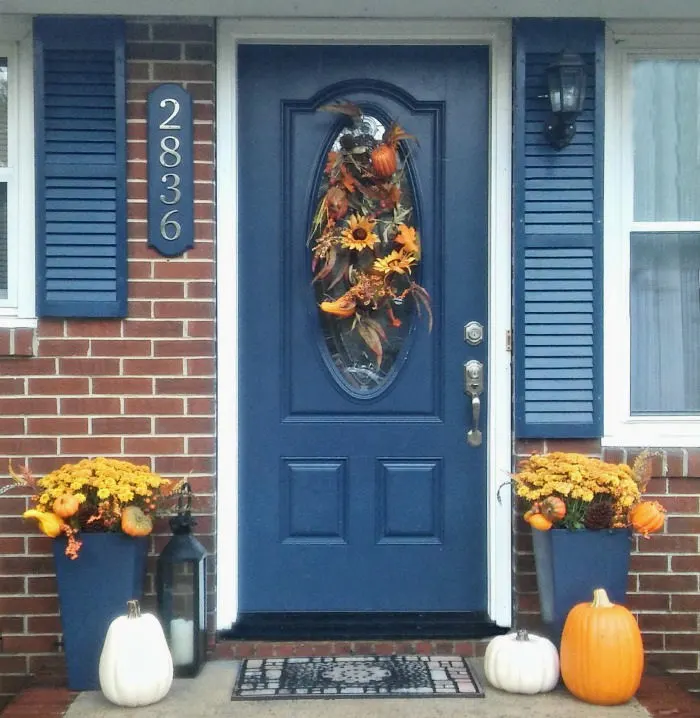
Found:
[220,611,508,641]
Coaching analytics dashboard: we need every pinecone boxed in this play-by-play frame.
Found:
[583,500,614,530]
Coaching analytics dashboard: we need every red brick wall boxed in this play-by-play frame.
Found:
[514,440,700,693]
[0,18,216,708]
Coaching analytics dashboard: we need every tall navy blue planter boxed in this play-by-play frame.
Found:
[531,528,633,643]
[53,533,148,690]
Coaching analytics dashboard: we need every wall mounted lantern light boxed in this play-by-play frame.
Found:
[544,52,587,150]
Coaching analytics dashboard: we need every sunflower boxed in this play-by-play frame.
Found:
[340,214,379,251]
[394,223,421,258]
[373,249,417,275]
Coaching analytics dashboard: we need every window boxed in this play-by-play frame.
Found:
[0,56,10,303]
[605,25,700,446]
[0,21,35,325]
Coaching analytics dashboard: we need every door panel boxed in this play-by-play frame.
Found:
[238,45,489,613]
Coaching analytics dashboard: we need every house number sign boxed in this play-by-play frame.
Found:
[147,84,194,257]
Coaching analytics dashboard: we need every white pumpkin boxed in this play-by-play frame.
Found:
[99,600,173,707]
[484,628,559,694]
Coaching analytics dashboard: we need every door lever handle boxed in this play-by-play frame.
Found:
[463,360,483,446]
[467,395,482,446]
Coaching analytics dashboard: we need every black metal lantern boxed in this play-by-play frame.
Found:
[544,52,587,149]
[156,483,207,677]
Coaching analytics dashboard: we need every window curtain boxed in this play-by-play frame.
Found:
[631,61,700,413]
[0,184,6,299]
[630,233,700,413]
[0,59,6,165]
[0,59,7,298]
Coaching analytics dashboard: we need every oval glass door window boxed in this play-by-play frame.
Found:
[309,106,432,394]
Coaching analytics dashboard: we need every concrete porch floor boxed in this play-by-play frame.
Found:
[3,659,698,718]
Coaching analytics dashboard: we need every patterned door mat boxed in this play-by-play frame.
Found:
[232,655,484,700]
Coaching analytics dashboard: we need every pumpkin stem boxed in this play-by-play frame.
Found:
[127,600,141,619]
[591,588,614,608]
[515,629,530,641]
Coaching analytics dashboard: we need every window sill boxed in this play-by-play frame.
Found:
[603,423,700,449]
[0,316,38,328]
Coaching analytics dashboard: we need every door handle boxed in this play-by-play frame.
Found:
[464,360,483,447]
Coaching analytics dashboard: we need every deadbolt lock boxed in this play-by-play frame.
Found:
[464,321,484,346]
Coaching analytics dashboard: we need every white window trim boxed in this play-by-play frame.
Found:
[604,22,700,448]
[0,17,35,328]
[216,17,513,631]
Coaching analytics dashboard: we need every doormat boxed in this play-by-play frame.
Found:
[232,655,484,700]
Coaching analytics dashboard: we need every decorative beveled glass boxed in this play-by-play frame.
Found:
[311,115,420,395]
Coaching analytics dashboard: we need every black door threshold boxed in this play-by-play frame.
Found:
[219,611,509,641]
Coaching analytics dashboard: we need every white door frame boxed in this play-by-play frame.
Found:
[215,18,513,630]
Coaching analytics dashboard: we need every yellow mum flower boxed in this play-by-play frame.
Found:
[512,451,651,530]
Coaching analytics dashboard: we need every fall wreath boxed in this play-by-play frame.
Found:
[309,102,432,374]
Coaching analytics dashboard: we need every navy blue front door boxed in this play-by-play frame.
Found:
[238,45,489,613]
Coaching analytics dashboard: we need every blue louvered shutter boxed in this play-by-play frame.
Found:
[513,20,604,438]
[34,17,127,317]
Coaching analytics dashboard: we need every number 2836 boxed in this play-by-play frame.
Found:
[158,98,183,242]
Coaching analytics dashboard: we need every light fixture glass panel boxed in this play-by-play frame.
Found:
[560,68,584,112]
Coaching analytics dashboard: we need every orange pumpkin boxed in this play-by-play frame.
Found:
[628,501,665,537]
[560,588,644,706]
[540,496,566,522]
[371,144,397,177]
[53,494,80,519]
[121,506,153,537]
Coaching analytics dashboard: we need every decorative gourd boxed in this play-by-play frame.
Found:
[121,506,153,537]
[370,143,397,177]
[525,510,553,531]
[52,494,80,519]
[541,496,566,521]
[560,588,644,706]
[99,600,173,707]
[319,294,357,318]
[484,629,559,694]
[629,501,665,537]
[22,509,65,538]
